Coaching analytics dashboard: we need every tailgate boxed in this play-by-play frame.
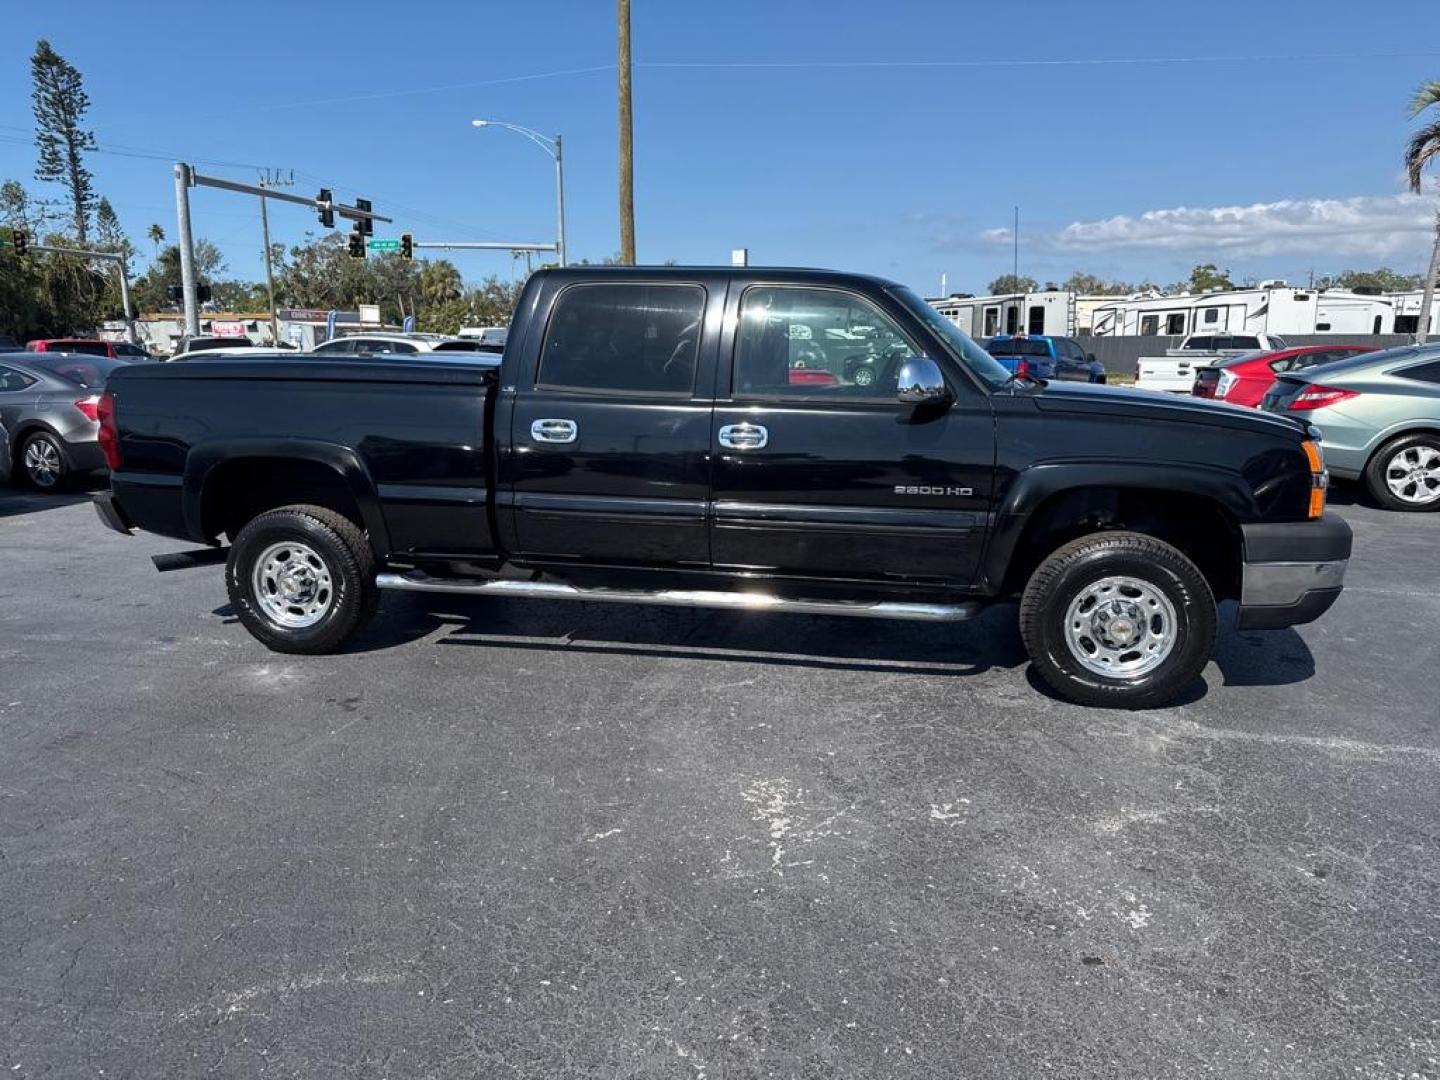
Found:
[1136,356,1198,393]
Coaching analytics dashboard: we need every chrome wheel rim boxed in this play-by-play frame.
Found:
[1384,444,1440,505]
[24,439,61,488]
[1064,575,1179,679]
[251,541,334,629]
[853,365,875,386]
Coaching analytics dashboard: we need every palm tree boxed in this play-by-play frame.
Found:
[146,222,165,260]
[419,260,462,307]
[1406,80,1440,342]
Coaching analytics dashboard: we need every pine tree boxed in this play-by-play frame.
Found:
[31,39,97,244]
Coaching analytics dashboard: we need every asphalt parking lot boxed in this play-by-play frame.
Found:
[1,484,1437,1078]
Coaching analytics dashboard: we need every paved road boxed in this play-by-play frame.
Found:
[1,486,1436,1078]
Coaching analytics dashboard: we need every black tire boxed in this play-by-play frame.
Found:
[225,504,378,654]
[1018,531,1216,709]
[1363,433,1440,512]
[19,430,69,491]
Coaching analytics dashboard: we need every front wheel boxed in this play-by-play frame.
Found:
[225,504,379,654]
[1019,531,1216,708]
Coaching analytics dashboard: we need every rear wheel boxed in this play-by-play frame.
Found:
[225,504,378,654]
[1019,531,1216,708]
[20,431,68,490]
[1364,433,1440,512]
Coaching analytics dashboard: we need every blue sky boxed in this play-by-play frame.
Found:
[2,0,1438,295]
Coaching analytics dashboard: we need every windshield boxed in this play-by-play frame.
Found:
[28,354,127,387]
[891,286,1013,390]
[986,339,1051,357]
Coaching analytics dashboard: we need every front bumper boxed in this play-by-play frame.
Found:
[1235,516,1352,630]
[93,490,134,535]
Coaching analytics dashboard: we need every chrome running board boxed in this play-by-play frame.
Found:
[375,572,980,622]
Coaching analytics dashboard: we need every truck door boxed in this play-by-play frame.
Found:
[501,277,721,567]
[708,283,994,587]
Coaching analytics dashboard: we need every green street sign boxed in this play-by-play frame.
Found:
[367,238,401,252]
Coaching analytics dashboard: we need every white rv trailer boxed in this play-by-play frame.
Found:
[1386,290,1440,336]
[1090,285,1393,338]
[928,291,1077,339]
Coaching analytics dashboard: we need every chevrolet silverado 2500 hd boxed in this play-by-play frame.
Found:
[93,267,1350,707]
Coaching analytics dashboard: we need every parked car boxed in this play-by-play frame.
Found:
[1261,344,1440,511]
[113,341,155,362]
[94,266,1349,709]
[1193,344,1376,405]
[311,333,495,357]
[173,335,255,358]
[457,326,509,353]
[26,338,120,358]
[0,352,133,488]
[985,335,1107,382]
[173,349,297,363]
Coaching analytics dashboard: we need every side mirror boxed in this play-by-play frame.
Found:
[896,357,950,405]
[1086,352,1098,363]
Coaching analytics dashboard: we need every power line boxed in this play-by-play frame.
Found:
[195,64,617,116]
[639,49,1440,70]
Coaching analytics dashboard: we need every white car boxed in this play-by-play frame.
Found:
[312,333,497,358]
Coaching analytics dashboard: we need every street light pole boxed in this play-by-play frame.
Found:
[554,133,566,268]
[471,119,567,267]
[174,162,200,336]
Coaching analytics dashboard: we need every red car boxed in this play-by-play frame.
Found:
[26,338,120,358]
[1192,344,1376,408]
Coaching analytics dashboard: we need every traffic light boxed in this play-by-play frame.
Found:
[317,188,334,228]
[11,229,28,257]
[355,198,373,236]
[347,229,365,259]
[400,233,413,260]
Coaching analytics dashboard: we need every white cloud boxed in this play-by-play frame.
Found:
[981,194,1437,259]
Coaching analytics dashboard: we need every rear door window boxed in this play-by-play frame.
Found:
[539,283,705,395]
[1398,359,1440,384]
[0,365,38,392]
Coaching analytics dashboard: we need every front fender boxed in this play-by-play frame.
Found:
[977,460,1255,594]
[183,437,392,555]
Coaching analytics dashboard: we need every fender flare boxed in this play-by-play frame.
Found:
[978,460,1253,593]
[183,437,392,555]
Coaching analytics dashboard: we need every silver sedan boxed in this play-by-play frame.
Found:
[1261,344,1440,511]
[0,352,132,490]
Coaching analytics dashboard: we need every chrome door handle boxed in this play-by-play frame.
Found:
[718,422,768,450]
[530,418,577,444]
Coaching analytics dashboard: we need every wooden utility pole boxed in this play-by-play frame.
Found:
[618,0,636,264]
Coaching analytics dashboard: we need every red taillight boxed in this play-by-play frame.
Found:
[96,391,122,470]
[1288,384,1360,412]
[74,394,100,422]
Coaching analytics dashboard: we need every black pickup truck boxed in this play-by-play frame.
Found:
[93,266,1351,707]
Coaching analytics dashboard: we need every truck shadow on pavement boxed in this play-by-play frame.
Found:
[0,480,104,519]
[338,593,1315,694]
